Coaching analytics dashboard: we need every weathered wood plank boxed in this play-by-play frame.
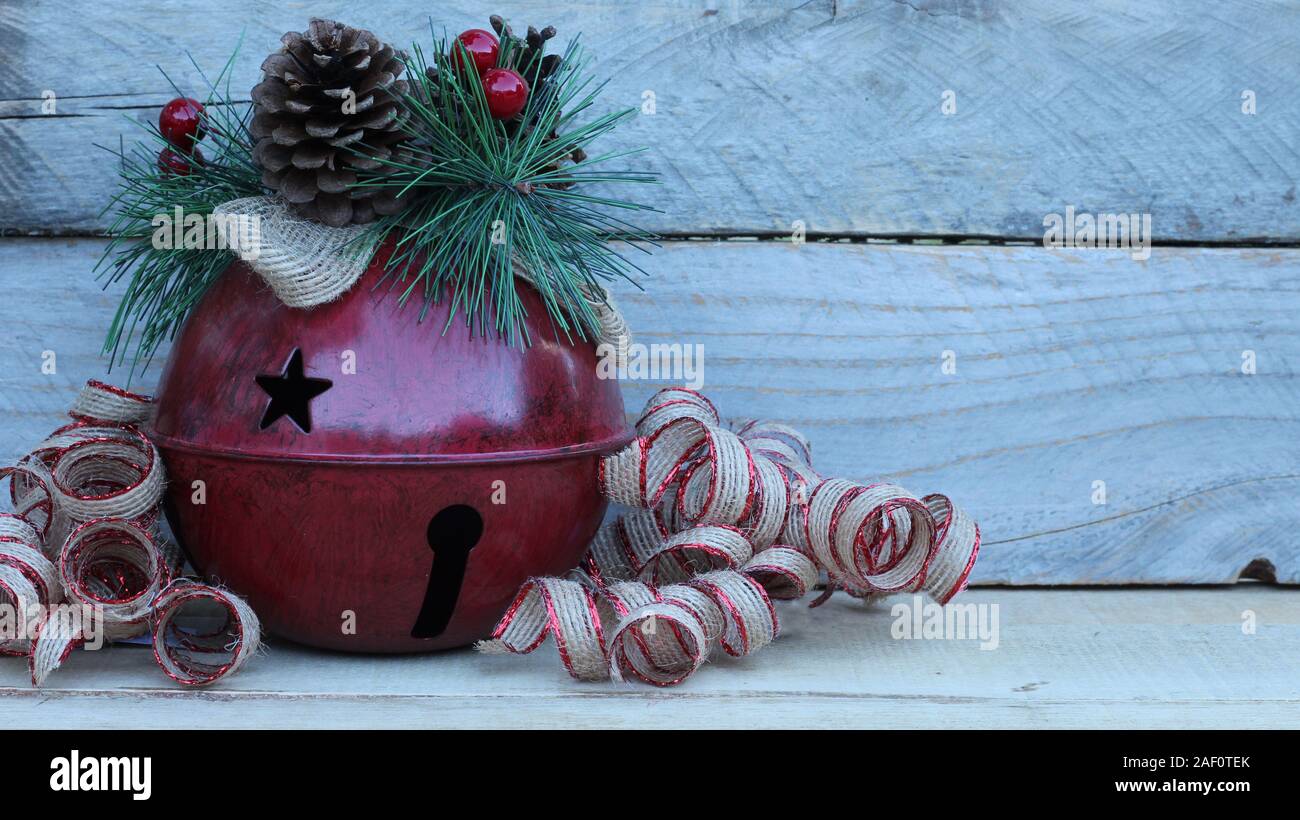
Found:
[2,1,1298,239]
[1,588,1296,728]
[1,237,1297,585]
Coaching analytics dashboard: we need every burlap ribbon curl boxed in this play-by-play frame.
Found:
[0,381,260,687]
[478,388,981,685]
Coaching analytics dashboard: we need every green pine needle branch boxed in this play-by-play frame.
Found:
[357,33,659,344]
[95,45,264,377]
[96,25,658,377]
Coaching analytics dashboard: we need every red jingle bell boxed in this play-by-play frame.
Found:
[150,244,631,652]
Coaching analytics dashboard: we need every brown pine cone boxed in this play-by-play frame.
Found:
[250,19,410,226]
[489,15,559,87]
[538,132,586,190]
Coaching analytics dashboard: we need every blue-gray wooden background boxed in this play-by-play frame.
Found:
[1,0,1297,584]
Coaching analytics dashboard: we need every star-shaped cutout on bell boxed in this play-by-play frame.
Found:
[255,348,332,433]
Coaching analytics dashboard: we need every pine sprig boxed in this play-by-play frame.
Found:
[357,33,658,343]
[96,23,656,377]
[95,46,263,377]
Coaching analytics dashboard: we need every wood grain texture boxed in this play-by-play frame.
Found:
[2,1,1298,239]
[1,238,1297,585]
[0,588,1296,728]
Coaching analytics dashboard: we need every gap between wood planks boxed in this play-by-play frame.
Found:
[658,233,1300,248]
[984,473,1300,550]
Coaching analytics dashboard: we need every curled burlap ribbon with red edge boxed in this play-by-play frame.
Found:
[477,387,981,685]
[1,380,260,687]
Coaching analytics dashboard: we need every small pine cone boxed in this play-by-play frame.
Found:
[539,131,586,190]
[250,18,410,227]
[489,15,559,86]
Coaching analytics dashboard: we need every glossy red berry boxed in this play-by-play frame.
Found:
[159,97,205,150]
[453,29,499,75]
[482,68,528,120]
[159,146,203,176]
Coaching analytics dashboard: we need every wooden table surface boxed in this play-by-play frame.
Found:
[2,588,1296,729]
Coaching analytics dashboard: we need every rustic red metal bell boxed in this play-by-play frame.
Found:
[149,251,630,652]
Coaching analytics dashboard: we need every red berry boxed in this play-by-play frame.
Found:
[160,97,205,150]
[482,68,528,120]
[159,146,203,176]
[453,29,499,75]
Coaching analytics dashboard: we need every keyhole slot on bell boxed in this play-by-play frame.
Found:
[411,504,484,639]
